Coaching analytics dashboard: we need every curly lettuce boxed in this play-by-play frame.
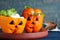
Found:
[7,8,17,16]
[0,8,17,17]
[0,10,7,16]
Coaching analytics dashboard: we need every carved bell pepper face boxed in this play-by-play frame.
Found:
[22,8,44,33]
[0,16,26,33]
[25,15,44,33]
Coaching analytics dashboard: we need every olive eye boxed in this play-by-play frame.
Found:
[36,18,38,21]
[27,16,30,21]
[18,21,23,25]
[9,20,14,24]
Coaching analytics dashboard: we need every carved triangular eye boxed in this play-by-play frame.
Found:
[9,20,14,24]
[27,16,30,21]
[18,21,23,25]
[36,18,38,21]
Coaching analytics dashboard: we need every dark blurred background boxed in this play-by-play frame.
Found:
[0,0,59,28]
[0,0,60,40]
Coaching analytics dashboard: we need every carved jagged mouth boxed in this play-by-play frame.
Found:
[29,27,33,29]
[13,26,17,33]
[29,26,35,32]
[13,29,16,33]
[29,26,34,29]
[10,28,16,33]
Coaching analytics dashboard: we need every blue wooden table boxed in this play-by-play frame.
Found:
[40,31,60,40]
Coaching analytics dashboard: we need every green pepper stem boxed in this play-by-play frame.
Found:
[24,5,31,9]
